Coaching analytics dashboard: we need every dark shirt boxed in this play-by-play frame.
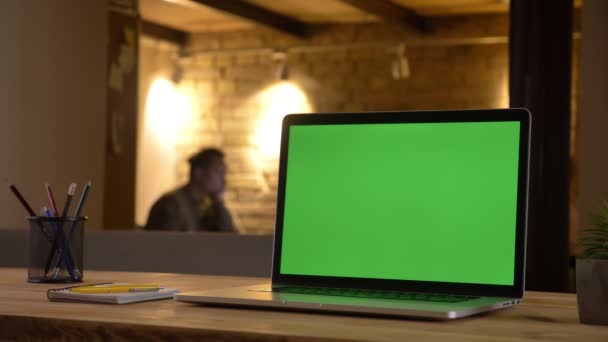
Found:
[144,186,236,232]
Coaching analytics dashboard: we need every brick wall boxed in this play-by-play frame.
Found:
[138,17,581,242]
[164,17,512,234]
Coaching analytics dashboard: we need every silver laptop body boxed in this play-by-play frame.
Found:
[175,109,531,320]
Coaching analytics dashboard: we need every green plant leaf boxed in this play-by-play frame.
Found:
[579,238,608,244]
[581,228,608,235]
[578,201,608,258]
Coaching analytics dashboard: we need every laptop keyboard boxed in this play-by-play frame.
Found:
[276,286,479,303]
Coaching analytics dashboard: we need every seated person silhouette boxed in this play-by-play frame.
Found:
[145,148,236,232]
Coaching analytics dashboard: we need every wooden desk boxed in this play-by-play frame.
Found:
[0,268,606,341]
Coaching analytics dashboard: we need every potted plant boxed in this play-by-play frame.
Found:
[577,200,608,325]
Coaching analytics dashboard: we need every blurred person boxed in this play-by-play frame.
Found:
[145,148,236,232]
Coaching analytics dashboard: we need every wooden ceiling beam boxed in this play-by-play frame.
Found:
[190,0,311,39]
[339,0,430,33]
[141,20,188,45]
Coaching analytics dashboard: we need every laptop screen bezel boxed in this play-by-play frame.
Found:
[271,109,530,298]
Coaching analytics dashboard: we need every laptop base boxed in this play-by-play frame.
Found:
[174,285,520,320]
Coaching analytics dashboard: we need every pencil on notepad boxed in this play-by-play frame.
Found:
[70,284,161,293]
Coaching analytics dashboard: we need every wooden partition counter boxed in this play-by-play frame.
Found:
[0,268,606,341]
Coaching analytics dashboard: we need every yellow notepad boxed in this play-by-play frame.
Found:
[47,283,181,304]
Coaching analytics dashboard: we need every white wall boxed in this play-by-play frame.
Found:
[0,1,107,229]
[579,0,608,230]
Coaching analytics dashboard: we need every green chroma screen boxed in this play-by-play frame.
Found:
[280,121,520,286]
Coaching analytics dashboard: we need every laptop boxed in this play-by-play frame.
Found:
[175,108,531,320]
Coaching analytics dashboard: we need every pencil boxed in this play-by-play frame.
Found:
[73,181,91,218]
[61,183,77,218]
[8,184,52,240]
[45,183,59,216]
[70,284,161,293]
[9,184,37,217]
[51,181,91,280]
[45,183,78,278]
[44,207,76,280]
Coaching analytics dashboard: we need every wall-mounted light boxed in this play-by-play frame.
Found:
[391,43,410,80]
[171,50,185,84]
[272,51,289,81]
[145,78,194,145]
[171,62,183,84]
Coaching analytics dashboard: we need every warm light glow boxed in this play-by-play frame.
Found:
[146,79,195,145]
[253,81,312,158]
[136,78,196,225]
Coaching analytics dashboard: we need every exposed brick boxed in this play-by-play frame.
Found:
[233,203,276,217]
[349,48,377,61]
[222,120,255,133]
[139,17,570,234]
[227,173,267,191]
[223,133,253,148]
[225,65,273,82]
[224,190,238,201]
[236,53,259,65]
[370,77,389,89]
[194,55,214,67]
[323,76,345,89]
[343,103,366,112]
[195,81,215,95]
[217,80,236,94]
[184,68,221,81]
[326,49,348,62]
[215,54,234,67]
[237,190,265,202]
[238,217,275,234]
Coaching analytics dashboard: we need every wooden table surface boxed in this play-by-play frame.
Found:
[1,267,606,341]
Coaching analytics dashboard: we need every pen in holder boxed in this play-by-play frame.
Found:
[27,216,86,283]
